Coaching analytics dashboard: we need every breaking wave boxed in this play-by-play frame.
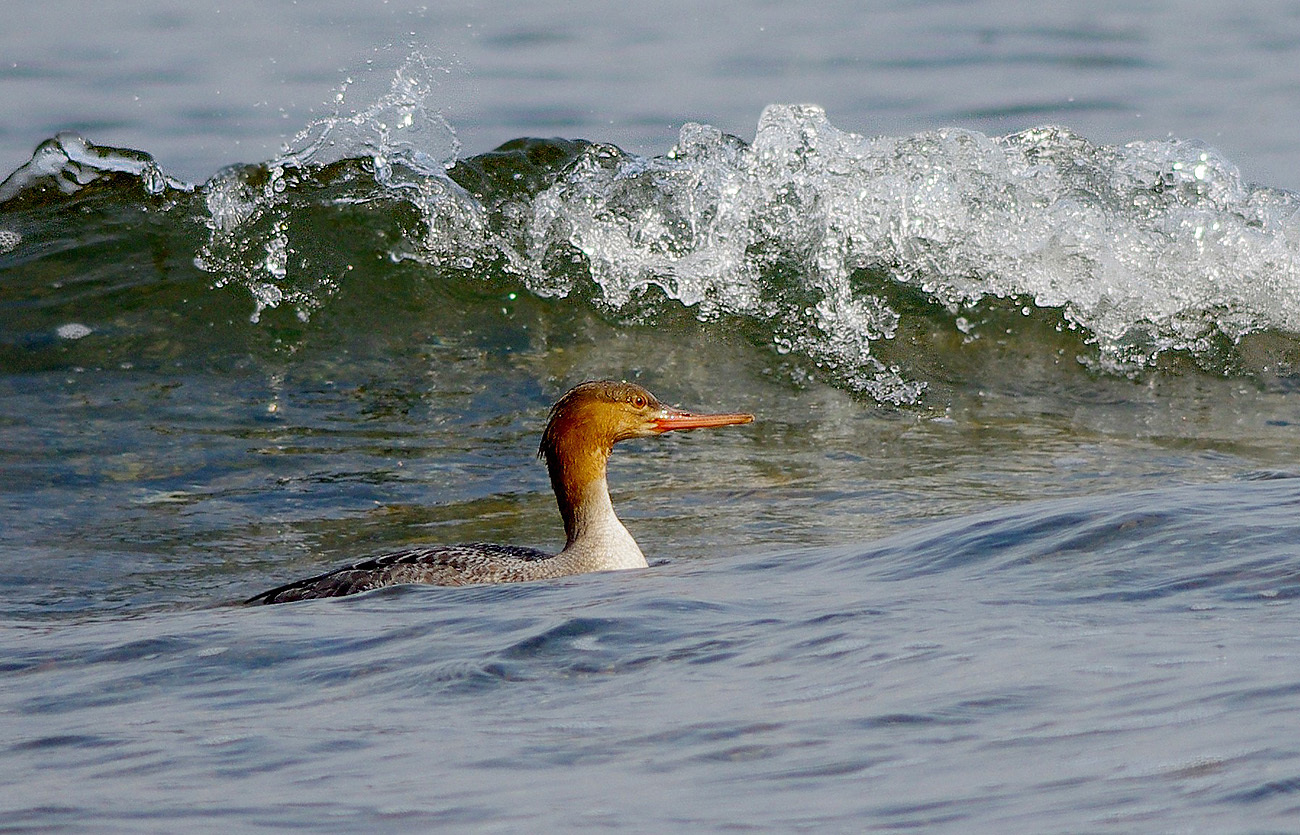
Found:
[5,58,1300,403]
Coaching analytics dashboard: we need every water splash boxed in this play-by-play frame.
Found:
[280,53,461,183]
[497,105,1300,397]
[515,110,924,402]
[167,65,1300,399]
[195,54,464,322]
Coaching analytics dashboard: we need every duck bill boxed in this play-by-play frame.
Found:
[652,407,754,433]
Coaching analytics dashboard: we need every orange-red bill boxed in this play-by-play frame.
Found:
[651,408,755,432]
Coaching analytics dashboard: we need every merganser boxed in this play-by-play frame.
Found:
[245,380,753,604]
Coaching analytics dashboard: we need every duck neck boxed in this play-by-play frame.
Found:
[546,444,647,571]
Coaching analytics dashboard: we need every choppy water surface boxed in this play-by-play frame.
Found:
[4,2,1300,831]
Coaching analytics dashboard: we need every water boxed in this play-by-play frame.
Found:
[3,1,1300,830]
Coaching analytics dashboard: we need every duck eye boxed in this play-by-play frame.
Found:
[632,395,646,408]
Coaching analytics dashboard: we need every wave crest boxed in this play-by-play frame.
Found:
[8,64,1300,403]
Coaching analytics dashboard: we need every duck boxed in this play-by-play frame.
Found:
[245,380,753,603]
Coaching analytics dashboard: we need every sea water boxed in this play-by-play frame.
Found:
[3,2,1300,831]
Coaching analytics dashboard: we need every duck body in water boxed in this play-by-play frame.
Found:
[245,380,753,604]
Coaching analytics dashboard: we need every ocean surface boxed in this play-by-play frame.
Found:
[3,1,1300,831]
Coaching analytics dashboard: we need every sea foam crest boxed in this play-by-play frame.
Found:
[512,104,1300,394]
[521,106,922,401]
[185,58,1300,401]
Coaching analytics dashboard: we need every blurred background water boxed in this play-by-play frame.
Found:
[3,1,1300,831]
[7,0,1300,190]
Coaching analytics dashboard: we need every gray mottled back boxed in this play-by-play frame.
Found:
[244,543,557,604]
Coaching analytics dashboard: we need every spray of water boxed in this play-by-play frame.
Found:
[176,59,1300,400]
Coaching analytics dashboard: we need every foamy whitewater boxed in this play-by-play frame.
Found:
[133,58,1299,404]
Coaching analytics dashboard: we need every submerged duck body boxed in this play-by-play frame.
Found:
[245,380,753,604]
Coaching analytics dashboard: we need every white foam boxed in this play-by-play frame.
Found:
[189,59,1300,402]
[56,323,92,340]
[513,105,1300,398]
